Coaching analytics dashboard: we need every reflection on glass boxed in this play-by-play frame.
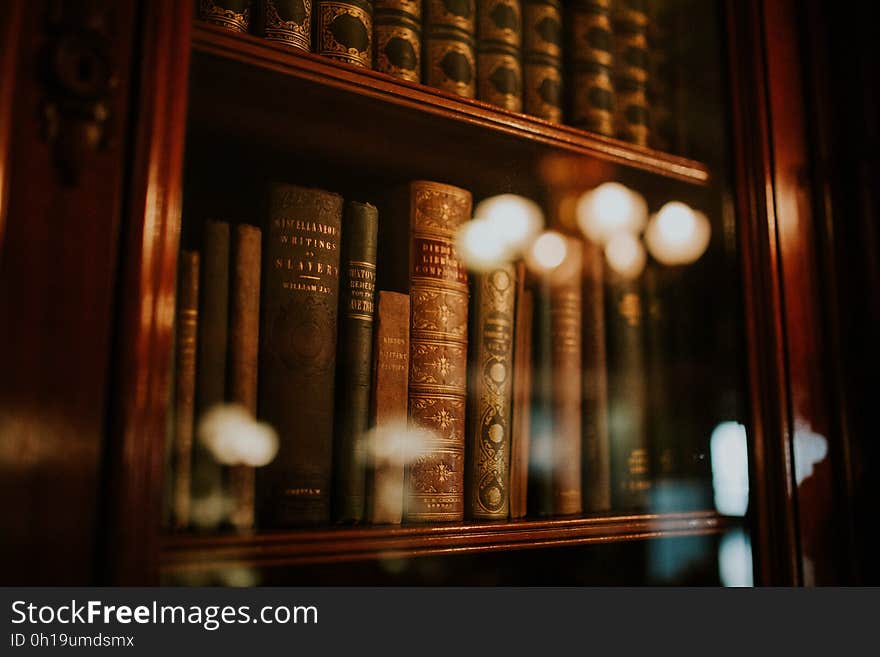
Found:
[710,421,749,517]
[719,528,754,587]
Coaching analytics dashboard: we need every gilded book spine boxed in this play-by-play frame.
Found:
[508,274,532,519]
[172,251,199,530]
[612,0,649,145]
[522,0,562,122]
[315,0,374,68]
[198,0,252,32]
[228,224,262,531]
[333,201,379,522]
[424,0,477,98]
[568,0,615,136]
[374,0,422,82]
[466,265,516,519]
[646,0,671,151]
[549,241,582,515]
[258,184,343,527]
[366,291,410,524]
[477,0,523,112]
[405,181,471,522]
[260,0,312,51]
[581,240,610,512]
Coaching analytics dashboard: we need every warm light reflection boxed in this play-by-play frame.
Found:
[709,421,749,517]
[575,182,648,244]
[527,230,568,272]
[644,201,711,265]
[604,231,646,279]
[455,218,511,272]
[197,404,279,467]
[474,193,544,254]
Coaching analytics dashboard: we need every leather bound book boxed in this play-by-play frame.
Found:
[365,291,410,524]
[477,1,523,112]
[315,0,374,68]
[612,0,650,145]
[198,0,252,32]
[378,180,471,522]
[424,0,477,98]
[333,201,379,523]
[568,0,615,136]
[646,0,672,151]
[581,239,610,512]
[258,0,312,52]
[227,224,262,531]
[192,220,229,505]
[258,183,343,527]
[605,267,651,509]
[509,273,532,519]
[549,241,583,516]
[374,1,422,82]
[522,0,562,122]
[466,264,516,519]
[172,251,199,530]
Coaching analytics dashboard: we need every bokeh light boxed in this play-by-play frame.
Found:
[576,182,648,244]
[644,201,711,265]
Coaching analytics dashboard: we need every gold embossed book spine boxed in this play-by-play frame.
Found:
[198,0,252,32]
[477,1,522,112]
[522,0,563,122]
[374,1,422,82]
[258,0,312,51]
[568,0,615,136]
[424,0,477,98]
[466,265,516,519]
[258,184,343,527]
[612,0,650,145]
[508,269,532,519]
[316,0,374,68]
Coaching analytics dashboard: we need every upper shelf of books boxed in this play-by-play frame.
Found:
[188,23,711,190]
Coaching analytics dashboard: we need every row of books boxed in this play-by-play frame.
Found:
[169,179,661,530]
[196,0,681,151]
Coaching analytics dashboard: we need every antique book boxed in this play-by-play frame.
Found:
[198,0,252,32]
[315,0,374,68]
[646,0,672,151]
[257,183,343,527]
[549,240,583,515]
[333,201,379,523]
[227,224,262,530]
[365,291,410,524]
[581,239,610,512]
[509,277,532,519]
[522,0,562,122]
[477,0,523,112]
[612,0,650,145]
[568,0,615,136]
[374,0,422,82]
[257,0,312,51]
[172,251,199,530]
[378,180,471,522]
[466,264,517,519]
[605,267,651,509]
[192,219,229,504]
[424,0,477,98]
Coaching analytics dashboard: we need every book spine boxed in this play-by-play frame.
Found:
[522,0,562,122]
[549,240,582,515]
[509,276,532,519]
[605,268,651,509]
[227,224,262,531]
[612,0,649,145]
[568,0,615,136]
[477,0,523,112]
[193,220,230,504]
[366,291,411,524]
[260,0,312,52]
[258,183,343,526]
[172,251,200,530]
[405,180,471,522]
[424,0,477,98]
[333,201,379,522]
[466,265,516,519]
[374,0,422,82]
[646,0,671,151]
[198,0,252,32]
[315,0,374,68]
[581,239,610,512]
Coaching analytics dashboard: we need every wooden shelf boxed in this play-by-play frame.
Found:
[188,23,710,193]
[161,511,735,573]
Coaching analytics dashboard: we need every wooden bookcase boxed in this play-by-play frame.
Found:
[0,0,872,585]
